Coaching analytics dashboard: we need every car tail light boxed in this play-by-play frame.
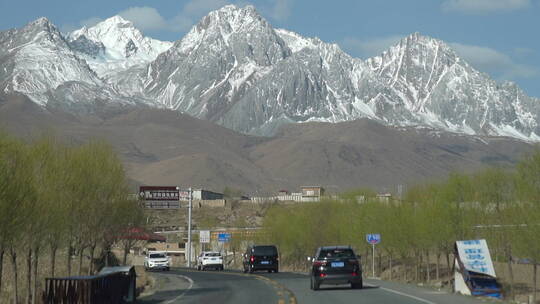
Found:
[352,272,358,276]
[250,256,254,263]
[313,260,327,267]
[319,273,327,277]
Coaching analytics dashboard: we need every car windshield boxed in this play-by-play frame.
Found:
[253,246,277,256]
[319,249,355,259]
[149,253,166,258]
[205,252,221,257]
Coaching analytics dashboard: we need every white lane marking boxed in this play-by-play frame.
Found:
[364,283,437,304]
[162,274,194,304]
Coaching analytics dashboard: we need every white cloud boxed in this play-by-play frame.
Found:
[70,0,292,35]
[341,35,404,58]
[442,0,530,14]
[450,42,537,79]
[119,7,168,31]
[68,0,232,35]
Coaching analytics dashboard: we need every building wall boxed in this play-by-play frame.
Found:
[193,190,224,200]
[194,199,226,208]
[301,187,323,197]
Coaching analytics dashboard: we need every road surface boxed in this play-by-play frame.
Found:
[139,268,501,304]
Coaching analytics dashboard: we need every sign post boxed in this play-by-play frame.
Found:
[218,233,231,266]
[187,187,193,268]
[366,233,381,278]
[200,230,210,252]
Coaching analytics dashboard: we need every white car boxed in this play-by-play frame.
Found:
[144,252,170,271]
[197,251,224,271]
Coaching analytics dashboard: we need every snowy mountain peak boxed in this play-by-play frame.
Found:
[199,4,271,38]
[275,29,319,53]
[21,17,64,41]
[100,15,132,27]
[30,17,52,27]
[68,15,172,78]
[2,6,540,142]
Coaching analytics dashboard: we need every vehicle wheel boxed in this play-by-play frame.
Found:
[166,267,170,271]
[310,277,319,291]
[197,265,201,271]
[249,265,254,273]
[351,281,363,289]
[268,270,272,273]
[274,268,279,273]
[220,265,224,271]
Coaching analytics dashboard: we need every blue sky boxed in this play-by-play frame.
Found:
[1,0,539,97]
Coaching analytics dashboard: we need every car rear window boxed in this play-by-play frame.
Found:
[253,246,278,256]
[149,253,166,258]
[205,252,221,257]
[318,248,355,259]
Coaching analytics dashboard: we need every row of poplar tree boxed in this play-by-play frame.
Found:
[0,133,145,303]
[262,148,540,300]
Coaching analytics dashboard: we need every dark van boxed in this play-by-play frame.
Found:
[243,245,279,273]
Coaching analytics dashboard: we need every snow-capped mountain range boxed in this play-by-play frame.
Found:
[1,5,539,141]
[67,16,172,79]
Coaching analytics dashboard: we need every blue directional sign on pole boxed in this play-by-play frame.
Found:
[218,233,231,243]
[366,233,381,245]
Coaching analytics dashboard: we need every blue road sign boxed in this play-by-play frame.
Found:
[366,233,381,245]
[218,233,231,243]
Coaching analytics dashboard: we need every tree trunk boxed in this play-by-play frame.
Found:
[32,247,39,304]
[104,244,111,268]
[506,246,515,300]
[10,249,18,304]
[404,257,408,282]
[378,250,382,277]
[446,252,451,279]
[415,252,419,282]
[88,245,96,275]
[50,246,57,277]
[0,245,4,299]
[389,253,393,281]
[78,248,84,276]
[67,245,72,276]
[436,251,441,281]
[533,263,537,304]
[123,243,129,265]
[426,250,431,283]
[365,248,370,276]
[26,248,32,304]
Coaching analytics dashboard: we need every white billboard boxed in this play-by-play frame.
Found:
[455,239,496,277]
[200,230,210,244]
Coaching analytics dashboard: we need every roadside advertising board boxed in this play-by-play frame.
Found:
[200,230,210,243]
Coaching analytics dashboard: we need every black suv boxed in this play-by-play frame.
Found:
[243,245,279,273]
[309,246,362,290]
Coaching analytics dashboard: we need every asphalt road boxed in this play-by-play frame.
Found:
[138,268,285,304]
[139,268,501,304]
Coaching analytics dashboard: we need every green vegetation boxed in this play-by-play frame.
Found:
[261,148,540,300]
[0,133,145,303]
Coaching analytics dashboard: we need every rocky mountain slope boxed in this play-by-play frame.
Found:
[0,93,532,193]
[1,5,539,141]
